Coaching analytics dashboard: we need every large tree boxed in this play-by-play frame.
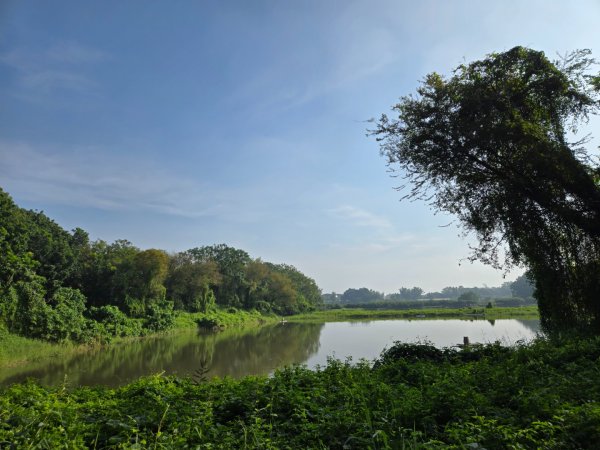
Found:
[373,46,600,334]
[186,244,251,307]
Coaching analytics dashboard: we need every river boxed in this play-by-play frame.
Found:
[0,318,540,388]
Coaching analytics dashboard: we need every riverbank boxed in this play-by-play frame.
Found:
[288,305,539,322]
[0,306,537,369]
[1,336,597,448]
[0,309,278,369]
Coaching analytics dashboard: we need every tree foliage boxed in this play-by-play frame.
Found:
[397,286,424,300]
[373,46,600,334]
[510,273,535,299]
[341,287,384,304]
[166,253,221,312]
[0,188,322,343]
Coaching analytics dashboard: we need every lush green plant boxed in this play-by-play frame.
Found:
[43,287,88,342]
[1,188,323,346]
[87,305,143,339]
[373,47,600,335]
[144,300,176,332]
[2,337,600,448]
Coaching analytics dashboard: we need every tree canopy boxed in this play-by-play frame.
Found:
[373,46,600,334]
[0,188,322,343]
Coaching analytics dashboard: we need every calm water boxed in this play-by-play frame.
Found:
[0,319,539,388]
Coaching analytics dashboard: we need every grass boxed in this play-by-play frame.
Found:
[0,328,80,368]
[1,336,598,448]
[174,308,279,330]
[288,305,539,322]
[0,309,279,369]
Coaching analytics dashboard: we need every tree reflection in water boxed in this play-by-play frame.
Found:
[0,322,325,388]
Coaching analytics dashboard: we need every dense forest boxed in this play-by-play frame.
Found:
[0,188,322,344]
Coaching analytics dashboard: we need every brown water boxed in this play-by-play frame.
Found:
[0,318,539,388]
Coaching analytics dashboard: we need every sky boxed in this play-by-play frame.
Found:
[1,1,599,294]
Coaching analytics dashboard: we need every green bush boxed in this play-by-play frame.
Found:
[0,286,18,328]
[87,305,143,338]
[12,278,49,338]
[44,287,87,342]
[144,300,175,332]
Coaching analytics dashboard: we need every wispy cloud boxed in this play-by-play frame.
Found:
[327,204,442,255]
[228,3,401,113]
[19,69,96,92]
[0,140,216,217]
[0,41,107,96]
[45,41,109,64]
[0,140,308,224]
[329,205,392,230]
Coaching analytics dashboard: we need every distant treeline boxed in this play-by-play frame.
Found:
[324,276,534,305]
[323,297,536,311]
[0,188,322,344]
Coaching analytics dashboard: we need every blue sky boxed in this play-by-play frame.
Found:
[1,1,599,293]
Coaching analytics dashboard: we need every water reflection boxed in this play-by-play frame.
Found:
[303,318,540,368]
[0,322,324,388]
[0,318,539,388]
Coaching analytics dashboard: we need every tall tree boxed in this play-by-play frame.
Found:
[266,263,322,311]
[398,287,424,300]
[341,288,384,304]
[186,244,251,307]
[511,274,535,299]
[166,252,221,312]
[373,47,600,334]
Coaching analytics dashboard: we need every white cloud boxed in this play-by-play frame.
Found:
[329,205,392,230]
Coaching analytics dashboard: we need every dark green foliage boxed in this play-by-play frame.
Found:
[2,338,600,448]
[374,340,446,365]
[77,239,140,308]
[187,244,251,307]
[266,262,323,311]
[244,259,322,315]
[11,278,49,339]
[87,305,143,339]
[389,286,423,300]
[21,209,78,295]
[165,253,220,312]
[511,273,535,299]
[10,282,89,342]
[144,300,175,332]
[374,47,600,335]
[341,287,384,304]
[43,287,88,342]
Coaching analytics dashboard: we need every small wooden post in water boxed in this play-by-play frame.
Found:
[463,336,470,347]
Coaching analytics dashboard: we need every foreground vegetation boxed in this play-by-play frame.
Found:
[289,305,539,322]
[1,337,598,448]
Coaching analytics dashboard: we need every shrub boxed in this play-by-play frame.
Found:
[87,305,143,338]
[144,300,175,332]
[44,287,87,342]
